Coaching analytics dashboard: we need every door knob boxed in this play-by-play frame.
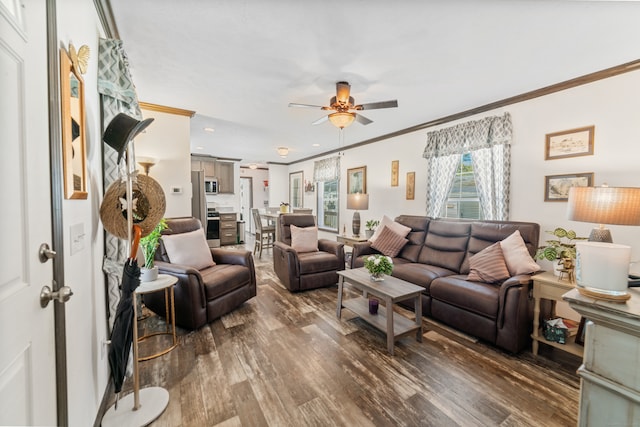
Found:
[38,243,56,263]
[40,284,73,308]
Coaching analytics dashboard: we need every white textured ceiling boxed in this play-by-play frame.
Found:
[109,0,640,166]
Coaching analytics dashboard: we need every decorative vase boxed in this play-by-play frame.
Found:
[369,272,384,281]
[369,298,379,314]
[140,266,158,282]
[280,205,288,213]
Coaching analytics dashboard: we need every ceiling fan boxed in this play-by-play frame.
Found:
[289,81,398,129]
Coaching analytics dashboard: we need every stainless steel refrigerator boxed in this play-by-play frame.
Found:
[191,170,207,234]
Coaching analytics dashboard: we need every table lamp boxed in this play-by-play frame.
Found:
[567,186,640,242]
[347,193,369,237]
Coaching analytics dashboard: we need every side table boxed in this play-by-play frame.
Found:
[135,274,178,361]
[337,235,369,269]
[531,271,582,357]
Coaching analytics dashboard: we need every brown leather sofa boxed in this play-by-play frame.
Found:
[273,214,345,292]
[351,215,540,353]
[144,217,257,330]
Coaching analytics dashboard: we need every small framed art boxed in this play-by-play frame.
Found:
[391,160,399,187]
[544,172,593,202]
[545,126,594,160]
[406,172,415,200]
[347,166,367,194]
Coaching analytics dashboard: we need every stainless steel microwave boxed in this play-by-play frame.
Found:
[204,178,218,195]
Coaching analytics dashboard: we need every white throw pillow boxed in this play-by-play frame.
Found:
[369,215,411,243]
[500,230,541,276]
[290,225,319,253]
[161,229,215,270]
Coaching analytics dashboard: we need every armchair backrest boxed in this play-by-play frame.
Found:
[278,214,316,245]
[155,217,203,262]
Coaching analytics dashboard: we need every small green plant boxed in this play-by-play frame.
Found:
[139,218,169,269]
[364,254,394,276]
[535,227,587,264]
[365,220,380,231]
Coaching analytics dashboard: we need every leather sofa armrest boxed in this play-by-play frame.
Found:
[351,241,379,268]
[496,275,533,328]
[155,260,202,278]
[211,248,252,266]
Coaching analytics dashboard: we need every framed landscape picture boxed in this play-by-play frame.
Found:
[347,166,367,194]
[545,126,595,160]
[544,172,593,202]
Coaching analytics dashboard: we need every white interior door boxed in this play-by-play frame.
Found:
[240,177,254,234]
[0,1,57,425]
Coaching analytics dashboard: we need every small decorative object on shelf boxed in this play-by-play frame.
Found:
[364,254,393,281]
[535,227,587,280]
[280,202,289,213]
[369,298,379,315]
[365,219,379,239]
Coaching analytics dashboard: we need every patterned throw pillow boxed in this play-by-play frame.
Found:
[500,230,541,275]
[162,229,216,270]
[370,226,409,257]
[290,225,319,253]
[467,242,511,283]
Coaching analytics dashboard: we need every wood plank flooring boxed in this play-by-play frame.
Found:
[119,237,580,426]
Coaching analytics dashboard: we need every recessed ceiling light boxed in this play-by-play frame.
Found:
[204,127,215,132]
[312,143,320,147]
[196,146,204,150]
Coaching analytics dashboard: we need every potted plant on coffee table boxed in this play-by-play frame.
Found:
[365,219,380,239]
[365,254,394,281]
[139,218,168,282]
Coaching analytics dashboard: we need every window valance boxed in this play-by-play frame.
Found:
[313,156,340,182]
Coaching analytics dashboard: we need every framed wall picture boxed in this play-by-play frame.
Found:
[347,166,367,194]
[289,170,303,208]
[545,125,595,160]
[544,172,594,202]
[406,172,415,200]
[391,160,399,187]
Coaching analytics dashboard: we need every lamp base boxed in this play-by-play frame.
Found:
[589,227,613,243]
[578,286,630,302]
[352,211,361,237]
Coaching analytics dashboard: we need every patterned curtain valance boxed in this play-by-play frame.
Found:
[423,113,512,159]
[97,38,142,107]
[313,156,341,182]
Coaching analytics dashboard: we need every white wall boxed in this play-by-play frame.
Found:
[57,2,108,426]
[286,70,640,265]
[136,108,192,218]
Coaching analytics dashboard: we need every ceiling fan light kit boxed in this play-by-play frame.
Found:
[290,81,398,129]
[328,112,356,129]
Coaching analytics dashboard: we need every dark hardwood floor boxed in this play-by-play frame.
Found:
[124,235,580,426]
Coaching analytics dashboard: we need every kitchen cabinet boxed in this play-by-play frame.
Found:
[191,157,216,177]
[219,213,238,245]
[215,161,235,193]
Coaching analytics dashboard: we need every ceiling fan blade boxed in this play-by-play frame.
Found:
[336,81,351,104]
[355,100,398,110]
[355,113,373,125]
[288,103,325,109]
[311,115,329,125]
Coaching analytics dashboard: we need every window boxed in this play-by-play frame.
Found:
[317,179,339,232]
[441,153,482,219]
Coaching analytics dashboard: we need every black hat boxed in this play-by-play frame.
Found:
[103,113,154,164]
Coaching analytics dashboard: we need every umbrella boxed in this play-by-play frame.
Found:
[108,225,142,398]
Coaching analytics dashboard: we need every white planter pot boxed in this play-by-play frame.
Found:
[140,266,159,282]
[365,230,374,239]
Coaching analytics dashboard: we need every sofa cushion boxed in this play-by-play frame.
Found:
[370,215,411,243]
[430,275,501,319]
[500,230,541,275]
[201,264,251,300]
[298,251,340,274]
[392,262,455,293]
[290,225,319,253]
[371,226,409,257]
[395,215,430,262]
[419,220,471,272]
[467,242,511,283]
[161,229,215,270]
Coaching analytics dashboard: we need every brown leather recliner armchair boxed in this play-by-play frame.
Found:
[273,214,345,292]
[143,217,256,330]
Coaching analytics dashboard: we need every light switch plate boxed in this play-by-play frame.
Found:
[70,223,85,255]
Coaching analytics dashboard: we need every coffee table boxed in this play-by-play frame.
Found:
[337,268,423,355]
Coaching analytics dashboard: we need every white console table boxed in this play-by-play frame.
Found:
[563,287,640,427]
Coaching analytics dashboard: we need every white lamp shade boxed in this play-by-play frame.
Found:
[568,186,640,226]
[347,193,369,210]
[576,241,631,295]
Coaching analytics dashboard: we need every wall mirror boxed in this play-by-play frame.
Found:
[60,47,88,199]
